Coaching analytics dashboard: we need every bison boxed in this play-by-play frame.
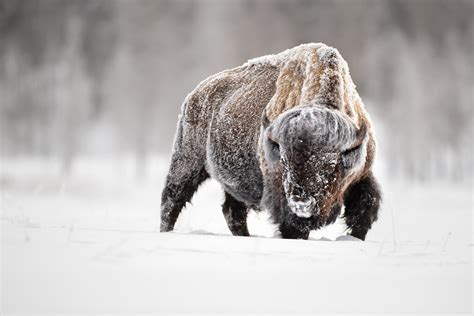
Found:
[160,43,381,240]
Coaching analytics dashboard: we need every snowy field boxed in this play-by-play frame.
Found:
[1,156,472,315]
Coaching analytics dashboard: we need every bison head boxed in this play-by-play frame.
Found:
[261,105,368,219]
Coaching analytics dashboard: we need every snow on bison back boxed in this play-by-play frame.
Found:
[160,43,381,240]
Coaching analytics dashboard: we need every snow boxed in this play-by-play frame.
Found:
[1,156,472,315]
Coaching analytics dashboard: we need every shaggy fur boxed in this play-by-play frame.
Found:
[160,43,381,240]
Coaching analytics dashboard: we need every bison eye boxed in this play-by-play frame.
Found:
[341,144,361,169]
[342,144,361,156]
[267,138,281,161]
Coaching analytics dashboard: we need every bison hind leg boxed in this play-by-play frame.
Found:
[160,167,209,232]
[343,173,381,240]
[222,192,250,236]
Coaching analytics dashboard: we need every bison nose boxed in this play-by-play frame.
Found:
[288,196,315,218]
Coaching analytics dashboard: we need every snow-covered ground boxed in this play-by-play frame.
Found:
[1,157,472,315]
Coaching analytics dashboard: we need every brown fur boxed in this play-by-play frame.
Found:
[248,43,376,186]
[161,43,380,238]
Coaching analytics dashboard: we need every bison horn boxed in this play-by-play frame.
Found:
[354,120,367,145]
[262,111,270,129]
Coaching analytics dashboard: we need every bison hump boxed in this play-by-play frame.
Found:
[246,43,362,125]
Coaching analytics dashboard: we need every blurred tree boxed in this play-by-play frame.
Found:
[0,0,472,181]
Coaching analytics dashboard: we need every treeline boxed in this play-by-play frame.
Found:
[0,0,472,180]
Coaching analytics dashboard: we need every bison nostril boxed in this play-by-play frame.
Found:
[292,185,304,198]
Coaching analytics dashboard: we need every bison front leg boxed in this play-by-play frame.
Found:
[279,222,310,239]
[343,173,381,240]
[222,192,250,236]
[278,214,311,240]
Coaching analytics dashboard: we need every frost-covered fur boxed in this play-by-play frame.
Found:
[160,43,381,240]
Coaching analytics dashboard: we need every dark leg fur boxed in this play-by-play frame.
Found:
[222,192,250,236]
[279,214,311,240]
[160,167,209,232]
[278,204,342,240]
[279,221,310,239]
[343,173,381,240]
[325,203,342,226]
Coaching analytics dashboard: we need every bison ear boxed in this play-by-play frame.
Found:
[261,111,270,129]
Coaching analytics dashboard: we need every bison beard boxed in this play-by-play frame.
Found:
[160,43,382,240]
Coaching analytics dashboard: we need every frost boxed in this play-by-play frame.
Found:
[245,43,325,68]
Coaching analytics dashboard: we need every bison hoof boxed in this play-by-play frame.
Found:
[349,228,368,241]
[160,223,174,233]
